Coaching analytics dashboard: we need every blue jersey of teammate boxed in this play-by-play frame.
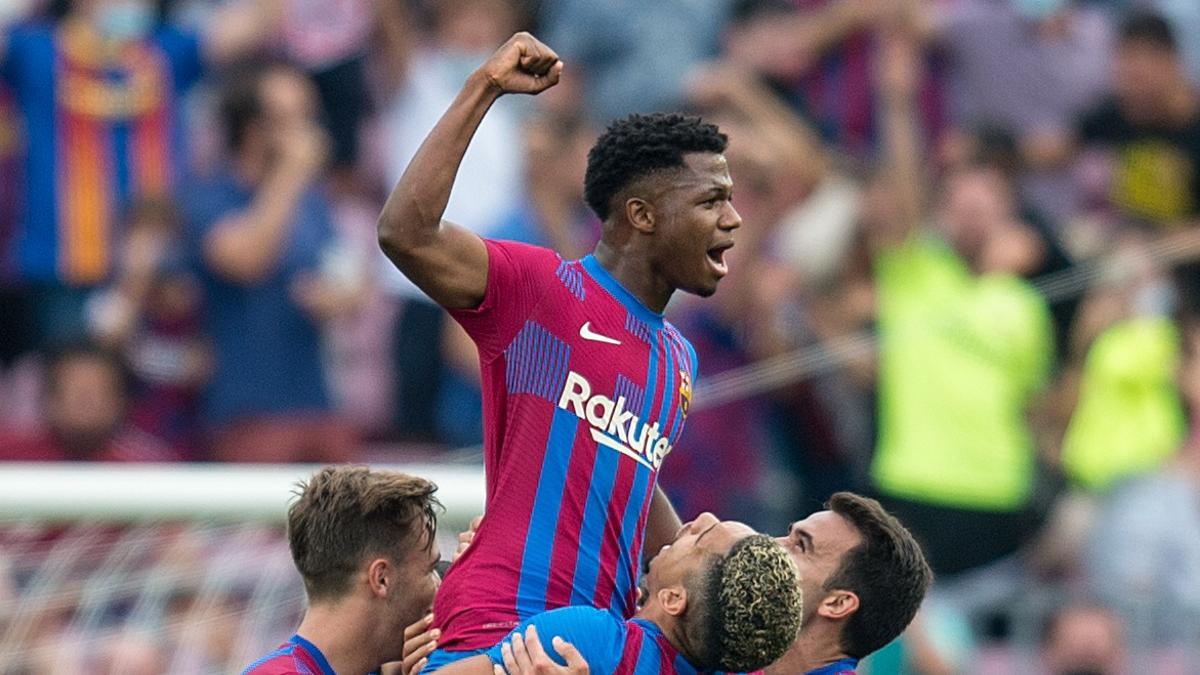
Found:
[487,606,697,675]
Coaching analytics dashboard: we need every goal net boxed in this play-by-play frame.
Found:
[0,463,483,675]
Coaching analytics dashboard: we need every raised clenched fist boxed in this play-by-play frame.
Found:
[476,32,563,96]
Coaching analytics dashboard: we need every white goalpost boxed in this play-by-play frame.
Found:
[0,463,485,523]
[0,463,485,674]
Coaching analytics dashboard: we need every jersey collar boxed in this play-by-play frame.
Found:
[290,634,336,675]
[581,255,665,328]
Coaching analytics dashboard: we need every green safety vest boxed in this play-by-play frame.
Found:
[1062,316,1184,492]
[871,236,1054,511]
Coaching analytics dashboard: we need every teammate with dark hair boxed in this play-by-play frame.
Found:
[377,32,741,671]
[766,492,932,674]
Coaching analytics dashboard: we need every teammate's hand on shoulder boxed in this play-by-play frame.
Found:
[476,32,563,96]
[495,625,588,675]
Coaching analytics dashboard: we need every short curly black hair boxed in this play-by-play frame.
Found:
[584,113,728,221]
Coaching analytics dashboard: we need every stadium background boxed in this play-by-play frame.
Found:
[2,0,1200,672]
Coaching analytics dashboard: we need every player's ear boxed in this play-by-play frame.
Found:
[367,558,392,598]
[626,197,655,234]
[816,589,859,621]
[657,584,688,618]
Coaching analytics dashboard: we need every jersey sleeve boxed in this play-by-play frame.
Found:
[447,239,561,362]
[485,606,625,670]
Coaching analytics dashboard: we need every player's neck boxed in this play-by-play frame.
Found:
[593,240,673,314]
[763,622,851,675]
[296,601,382,675]
[635,603,699,667]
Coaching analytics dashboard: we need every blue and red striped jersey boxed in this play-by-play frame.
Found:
[1,22,202,285]
[242,635,333,675]
[487,607,698,675]
[434,240,698,651]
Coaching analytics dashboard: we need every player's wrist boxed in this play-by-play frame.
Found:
[466,69,505,103]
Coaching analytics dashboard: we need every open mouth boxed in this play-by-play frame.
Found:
[706,241,734,277]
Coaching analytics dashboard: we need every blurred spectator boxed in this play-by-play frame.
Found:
[280,0,373,176]
[938,127,1081,361]
[181,63,359,463]
[1080,322,1200,646]
[1042,603,1126,675]
[1057,252,1184,492]
[491,109,599,256]
[723,0,946,160]
[0,341,177,461]
[0,81,39,428]
[377,0,523,236]
[1149,0,1200,84]
[1073,11,1200,228]
[376,0,524,443]
[321,185,392,439]
[541,0,732,123]
[866,26,1055,577]
[0,84,20,287]
[84,196,209,458]
[1024,11,1200,292]
[930,0,1112,225]
[0,0,282,348]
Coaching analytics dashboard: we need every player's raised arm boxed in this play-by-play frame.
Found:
[377,32,563,309]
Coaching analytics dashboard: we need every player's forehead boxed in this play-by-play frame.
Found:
[683,152,732,187]
[790,511,860,552]
[653,153,732,193]
[700,520,756,553]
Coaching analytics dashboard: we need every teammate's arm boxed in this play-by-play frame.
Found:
[377,32,563,309]
[642,485,683,566]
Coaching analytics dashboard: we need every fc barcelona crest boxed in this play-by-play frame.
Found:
[678,370,692,418]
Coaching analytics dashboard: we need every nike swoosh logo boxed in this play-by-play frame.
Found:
[591,428,653,469]
[579,321,622,345]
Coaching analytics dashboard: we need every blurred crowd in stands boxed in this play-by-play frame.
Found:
[3,0,1200,672]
